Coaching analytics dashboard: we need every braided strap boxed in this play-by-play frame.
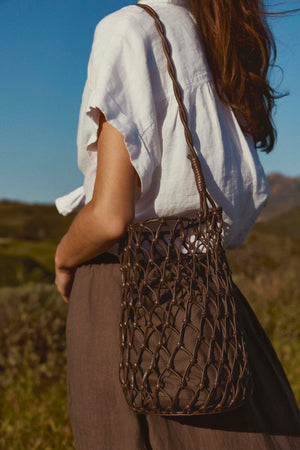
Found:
[136,3,216,215]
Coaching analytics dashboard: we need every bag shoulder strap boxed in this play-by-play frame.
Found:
[135,3,216,213]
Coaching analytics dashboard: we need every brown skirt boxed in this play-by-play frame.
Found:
[66,252,300,450]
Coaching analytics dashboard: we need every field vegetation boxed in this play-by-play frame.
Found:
[0,201,299,448]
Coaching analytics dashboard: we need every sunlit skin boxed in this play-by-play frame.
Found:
[55,111,141,303]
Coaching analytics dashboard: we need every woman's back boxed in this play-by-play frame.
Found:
[56,0,269,251]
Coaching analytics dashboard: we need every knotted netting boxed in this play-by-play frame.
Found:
[118,210,253,415]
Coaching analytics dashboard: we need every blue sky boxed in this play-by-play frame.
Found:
[0,0,299,204]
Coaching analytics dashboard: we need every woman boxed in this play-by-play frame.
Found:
[55,0,300,448]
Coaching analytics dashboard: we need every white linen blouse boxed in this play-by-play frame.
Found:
[55,0,269,255]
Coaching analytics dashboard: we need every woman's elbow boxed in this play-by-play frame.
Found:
[90,201,134,240]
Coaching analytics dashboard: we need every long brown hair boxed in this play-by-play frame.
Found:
[189,0,300,153]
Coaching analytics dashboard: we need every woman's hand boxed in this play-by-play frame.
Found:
[55,264,75,304]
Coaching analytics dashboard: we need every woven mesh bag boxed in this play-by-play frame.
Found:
[118,3,254,416]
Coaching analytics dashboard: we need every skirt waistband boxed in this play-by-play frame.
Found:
[79,252,120,267]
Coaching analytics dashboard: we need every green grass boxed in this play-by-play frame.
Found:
[0,239,58,274]
[0,284,74,449]
[0,265,299,447]
[0,204,299,447]
[229,266,300,404]
[226,206,300,406]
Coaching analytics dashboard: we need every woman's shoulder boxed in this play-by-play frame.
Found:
[93,4,146,43]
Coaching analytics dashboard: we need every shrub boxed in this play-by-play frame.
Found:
[0,284,74,448]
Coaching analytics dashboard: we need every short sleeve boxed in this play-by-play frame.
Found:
[77,8,161,198]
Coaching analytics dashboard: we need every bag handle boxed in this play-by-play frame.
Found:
[135,3,216,215]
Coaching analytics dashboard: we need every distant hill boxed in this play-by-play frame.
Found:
[0,200,75,241]
[0,172,299,238]
[259,173,300,220]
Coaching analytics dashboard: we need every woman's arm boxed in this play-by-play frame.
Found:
[55,111,141,301]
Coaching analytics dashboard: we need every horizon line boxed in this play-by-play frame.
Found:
[1,171,299,207]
